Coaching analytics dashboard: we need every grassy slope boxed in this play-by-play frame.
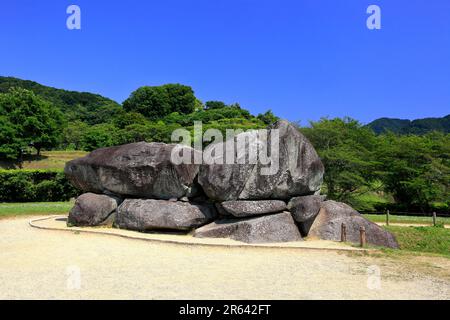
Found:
[384,226,450,257]
[0,150,87,170]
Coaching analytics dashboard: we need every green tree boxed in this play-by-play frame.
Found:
[163,84,196,114]
[0,115,20,159]
[123,86,170,120]
[80,124,119,151]
[194,99,204,112]
[62,120,89,150]
[113,111,149,129]
[257,110,279,125]
[0,88,64,157]
[376,132,450,211]
[205,101,227,110]
[84,102,123,125]
[123,84,196,120]
[301,117,379,203]
[116,124,153,144]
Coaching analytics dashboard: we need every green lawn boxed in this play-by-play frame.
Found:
[384,226,450,257]
[363,213,449,225]
[0,201,73,218]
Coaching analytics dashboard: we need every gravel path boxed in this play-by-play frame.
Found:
[0,217,449,300]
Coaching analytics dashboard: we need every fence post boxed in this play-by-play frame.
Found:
[360,226,366,247]
[341,223,347,242]
[386,210,390,226]
[432,212,436,227]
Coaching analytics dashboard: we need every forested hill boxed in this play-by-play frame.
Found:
[368,115,450,135]
[0,76,121,124]
[0,76,276,154]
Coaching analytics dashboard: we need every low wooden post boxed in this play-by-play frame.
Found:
[386,210,390,226]
[432,212,436,227]
[341,223,347,242]
[360,226,366,247]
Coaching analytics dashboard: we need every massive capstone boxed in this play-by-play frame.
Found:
[198,120,324,201]
[64,142,200,199]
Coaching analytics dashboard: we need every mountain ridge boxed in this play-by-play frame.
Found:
[2,76,449,135]
[368,114,450,135]
[0,76,121,124]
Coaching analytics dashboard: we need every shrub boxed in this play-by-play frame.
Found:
[0,170,80,202]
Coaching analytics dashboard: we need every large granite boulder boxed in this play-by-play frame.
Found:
[64,142,200,200]
[308,201,399,248]
[194,211,302,243]
[68,193,121,226]
[115,199,216,231]
[287,195,326,235]
[198,120,324,201]
[220,200,287,218]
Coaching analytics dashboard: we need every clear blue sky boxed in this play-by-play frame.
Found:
[1,0,449,124]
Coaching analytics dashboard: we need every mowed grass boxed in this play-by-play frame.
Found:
[363,214,449,225]
[0,201,73,219]
[0,150,88,170]
[384,226,450,257]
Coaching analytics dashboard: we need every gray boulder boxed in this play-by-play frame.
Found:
[287,195,326,235]
[194,211,302,243]
[220,200,287,218]
[198,120,324,201]
[115,199,216,231]
[68,193,121,226]
[65,142,200,199]
[308,201,399,248]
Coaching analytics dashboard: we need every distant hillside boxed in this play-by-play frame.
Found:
[368,115,450,135]
[0,76,121,124]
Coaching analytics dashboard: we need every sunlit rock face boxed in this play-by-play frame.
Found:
[198,120,324,201]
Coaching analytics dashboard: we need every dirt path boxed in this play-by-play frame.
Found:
[0,217,449,299]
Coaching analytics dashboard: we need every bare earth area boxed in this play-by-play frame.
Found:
[0,217,449,300]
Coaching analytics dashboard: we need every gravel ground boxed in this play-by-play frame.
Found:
[0,217,449,300]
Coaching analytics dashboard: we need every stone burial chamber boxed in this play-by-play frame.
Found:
[64,120,398,248]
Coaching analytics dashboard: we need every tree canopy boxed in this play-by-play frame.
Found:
[0,88,64,158]
[123,84,197,120]
[376,132,450,211]
[301,117,379,204]
[301,117,450,212]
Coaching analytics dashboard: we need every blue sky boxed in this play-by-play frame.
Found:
[1,0,449,124]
